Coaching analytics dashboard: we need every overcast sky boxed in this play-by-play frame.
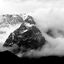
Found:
[0,0,64,14]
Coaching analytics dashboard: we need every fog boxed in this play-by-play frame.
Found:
[0,0,64,14]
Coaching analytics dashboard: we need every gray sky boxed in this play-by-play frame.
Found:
[0,0,64,14]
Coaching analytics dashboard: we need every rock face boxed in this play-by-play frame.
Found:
[3,14,46,55]
[0,14,24,28]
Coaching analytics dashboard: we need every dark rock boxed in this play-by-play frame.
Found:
[25,15,36,24]
[3,15,46,55]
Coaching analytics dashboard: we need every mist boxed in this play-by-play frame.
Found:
[0,0,64,14]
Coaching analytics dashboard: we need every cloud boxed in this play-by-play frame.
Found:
[0,0,64,14]
[0,0,43,14]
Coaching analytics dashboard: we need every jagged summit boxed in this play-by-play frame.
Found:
[0,13,35,27]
